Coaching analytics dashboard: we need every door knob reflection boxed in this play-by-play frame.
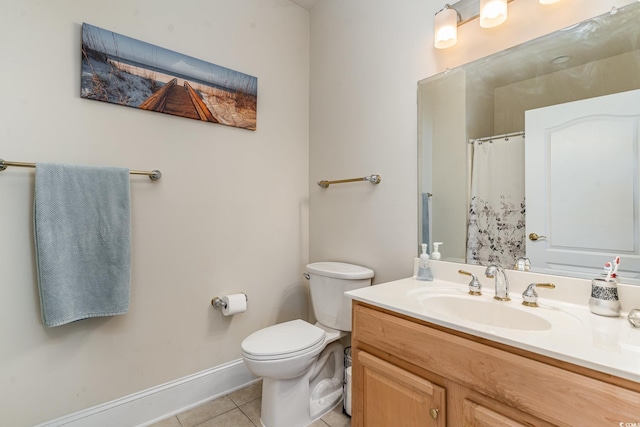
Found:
[529,233,547,241]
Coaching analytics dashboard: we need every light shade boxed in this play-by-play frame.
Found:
[539,0,561,3]
[480,0,508,28]
[434,7,458,49]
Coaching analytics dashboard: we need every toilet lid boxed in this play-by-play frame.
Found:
[242,319,326,360]
[306,262,374,280]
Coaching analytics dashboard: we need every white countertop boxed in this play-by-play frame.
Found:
[345,261,640,383]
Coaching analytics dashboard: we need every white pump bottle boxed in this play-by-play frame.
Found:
[419,243,429,267]
[432,242,443,260]
[417,243,434,281]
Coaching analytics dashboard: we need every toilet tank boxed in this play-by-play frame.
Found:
[306,262,374,331]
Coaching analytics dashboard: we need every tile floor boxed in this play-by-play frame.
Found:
[149,380,351,427]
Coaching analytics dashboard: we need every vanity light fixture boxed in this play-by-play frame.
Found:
[433,0,513,49]
[434,4,461,49]
[480,0,508,28]
[434,0,561,49]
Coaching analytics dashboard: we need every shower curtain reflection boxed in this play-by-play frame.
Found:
[466,134,526,267]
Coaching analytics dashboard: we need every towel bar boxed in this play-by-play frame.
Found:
[318,174,381,188]
[0,158,162,181]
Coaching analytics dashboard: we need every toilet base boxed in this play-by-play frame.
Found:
[258,401,343,427]
[259,342,344,427]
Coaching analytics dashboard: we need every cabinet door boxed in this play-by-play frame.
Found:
[358,351,445,427]
[462,396,557,427]
[463,399,531,427]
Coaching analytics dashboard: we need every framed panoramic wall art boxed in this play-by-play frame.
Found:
[81,23,257,131]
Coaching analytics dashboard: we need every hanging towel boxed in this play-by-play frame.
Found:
[34,163,131,327]
[421,192,430,248]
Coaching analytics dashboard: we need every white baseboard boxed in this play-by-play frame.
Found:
[36,359,257,427]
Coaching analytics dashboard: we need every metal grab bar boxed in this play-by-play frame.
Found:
[318,174,381,188]
[0,158,162,181]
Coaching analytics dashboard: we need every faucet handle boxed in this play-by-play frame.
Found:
[514,257,531,271]
[458,270,482,296]
[522,283,555,307]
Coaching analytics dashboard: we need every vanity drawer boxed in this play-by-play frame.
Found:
[352,302,640,426]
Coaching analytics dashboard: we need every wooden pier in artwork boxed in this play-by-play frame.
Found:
[139,78,219,123]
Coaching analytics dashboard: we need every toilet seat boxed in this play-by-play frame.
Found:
[242,319,326,361]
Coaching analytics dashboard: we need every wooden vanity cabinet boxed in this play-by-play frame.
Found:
[351,301,640,427]
[358,350,445,426]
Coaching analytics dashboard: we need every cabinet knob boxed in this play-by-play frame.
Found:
[429,408,439,419]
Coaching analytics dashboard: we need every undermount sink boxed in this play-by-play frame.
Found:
[419,294,557,331]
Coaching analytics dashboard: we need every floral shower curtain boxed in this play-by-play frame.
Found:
[466,134,526,267]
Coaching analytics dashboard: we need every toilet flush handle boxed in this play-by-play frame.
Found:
[303,273,310,280]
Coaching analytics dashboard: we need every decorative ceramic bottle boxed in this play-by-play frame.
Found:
[589,278,621,317]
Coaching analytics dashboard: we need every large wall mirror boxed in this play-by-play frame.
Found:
[418,2,640,284]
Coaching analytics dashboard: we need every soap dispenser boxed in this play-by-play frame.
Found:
[432,242,443,260]
[416,243,434,281]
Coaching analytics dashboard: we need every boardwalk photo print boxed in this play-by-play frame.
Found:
[81,23,257,130]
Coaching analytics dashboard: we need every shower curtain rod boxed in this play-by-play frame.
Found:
[0,158,162,181]
[468,131,524,144]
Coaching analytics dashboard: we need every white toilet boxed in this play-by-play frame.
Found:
[241,262,374,427]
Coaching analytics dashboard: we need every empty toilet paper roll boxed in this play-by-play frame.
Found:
[221,293,247,316]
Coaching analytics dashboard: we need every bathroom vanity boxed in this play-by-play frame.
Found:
[398,3,640,424]
[346,262,640,426]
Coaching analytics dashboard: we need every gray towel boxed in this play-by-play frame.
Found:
[34,163,131,327]
[421,192,430,248]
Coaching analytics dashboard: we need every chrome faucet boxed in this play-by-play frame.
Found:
[485,265,510,301]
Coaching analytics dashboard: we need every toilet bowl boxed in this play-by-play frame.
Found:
[241,262,374,427]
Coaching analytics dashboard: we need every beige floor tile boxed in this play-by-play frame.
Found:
[228,380,262,406]
[195,407,255,427]
[239,398,261,426]
[147,416,182,427]
[169,382,349,427]
[321,403,351,427]
[176,395,237,427]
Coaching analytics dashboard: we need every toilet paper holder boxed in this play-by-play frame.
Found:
[211,293,248,309]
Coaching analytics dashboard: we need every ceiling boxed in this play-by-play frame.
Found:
[289,0,322,10]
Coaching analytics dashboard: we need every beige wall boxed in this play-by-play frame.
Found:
[430,72,469,262]
[0,1,309,425]
[1,0,636,425]
[308,0,431,283]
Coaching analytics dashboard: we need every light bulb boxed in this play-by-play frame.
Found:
[434,7,458,49]
[480,0,508,28]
